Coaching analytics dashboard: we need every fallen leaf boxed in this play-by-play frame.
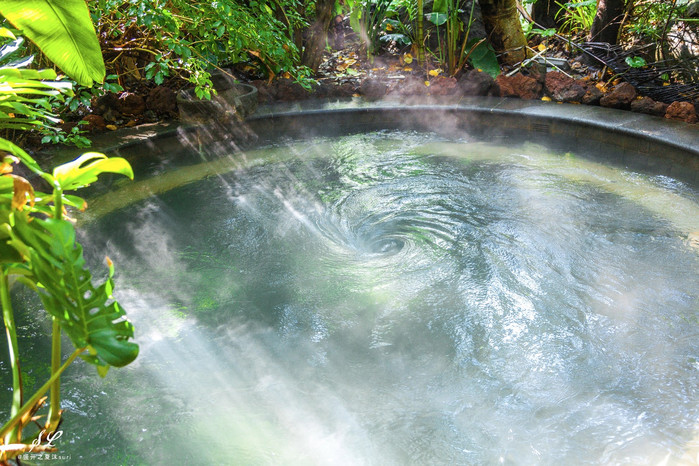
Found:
[11,174,34,211]
[424,80,431,87]
[428,68,443,77]
[106,124,118,131]
[404,53,413,64]
[541,96,552,101]
[403,67,413,72]
[538,43,546,52]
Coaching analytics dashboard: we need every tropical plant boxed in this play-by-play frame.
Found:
[0,1,138,461]
[555,0,596,34]
[91,0,313,98]
[0,28,104,149]
[348,0,395,59]
[0,0,105,87]
[382,0,417,49]
[427,0,499,76]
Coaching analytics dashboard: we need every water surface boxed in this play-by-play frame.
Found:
[6,131,699,464]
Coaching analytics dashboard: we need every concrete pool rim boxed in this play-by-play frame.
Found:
[55,97,699,186]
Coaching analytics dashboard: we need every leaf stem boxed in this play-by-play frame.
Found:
[0,270,23,444]
[45,319,61,432]
[45,185,64,432]
[0,347,85,441]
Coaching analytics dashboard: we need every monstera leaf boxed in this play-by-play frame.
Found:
[0,0,105,86]
[52,153,133,191]
[13,216,139,370]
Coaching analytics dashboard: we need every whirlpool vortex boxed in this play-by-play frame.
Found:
[73,130,699,465]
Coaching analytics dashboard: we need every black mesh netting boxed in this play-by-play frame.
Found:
[581,41,699,104]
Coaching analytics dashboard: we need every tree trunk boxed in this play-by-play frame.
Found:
[531,0,564,29]
[589,0,626,44]
[302,0,334,73]
[480,0,528,64]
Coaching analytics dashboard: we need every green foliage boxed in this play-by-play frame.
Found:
[625,56,647,68]
[0,35,71,132]
[92,0,311,97]
[625,0,687,41]
[0,2,137,458]
[0,0,105,87]
[381,18,413,47]
[40,124,92,148]
[0,31,98,148]
[526,27,557,38]
[465,39,500,78]
[382,0,418,48]
[64,74,123,115]
[555,0,596,34]
[0,137,137,456]
[427,0,497,76]
[348,0,394,57]
[15,215,138,368]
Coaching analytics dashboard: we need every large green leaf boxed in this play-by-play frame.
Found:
[53,153,134,191]
[13,216,139,369]
[0,137,48,180]
[0,0,105,86]
[467,38,500,78]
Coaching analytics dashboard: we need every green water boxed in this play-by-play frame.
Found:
[4,131,699,464]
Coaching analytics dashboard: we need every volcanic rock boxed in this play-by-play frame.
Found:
[665,101,698,123]
[495,73,542,100]
[91,92,118,116]
[630,97,669,116]
[581,85,603,105]
[359,79,388,100]
[146,87,177,115]
[544,71,586,102]
[599,82,637,109]
[274,79,309,101]
[458,69,496,96]
[314,81,356,99]
[115,92,146,116]
[428,76,458,96]
[80,114,106,132]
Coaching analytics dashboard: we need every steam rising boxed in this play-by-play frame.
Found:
[59,128,699,464]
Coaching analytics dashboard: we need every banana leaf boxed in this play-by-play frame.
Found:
[0,0,105,86]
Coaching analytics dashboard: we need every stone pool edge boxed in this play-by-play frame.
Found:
[49,97,699,185]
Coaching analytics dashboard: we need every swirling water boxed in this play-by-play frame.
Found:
[6,131,699,464]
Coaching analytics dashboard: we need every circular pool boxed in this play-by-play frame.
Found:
[6,100,699,464]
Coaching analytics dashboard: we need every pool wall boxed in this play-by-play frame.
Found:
[67,97,699,186]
